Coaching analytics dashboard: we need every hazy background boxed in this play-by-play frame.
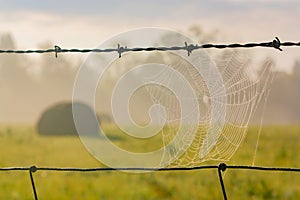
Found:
[0,0,299,125]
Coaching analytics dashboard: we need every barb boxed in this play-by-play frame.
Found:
[54,45,61,58]
[0,37,299,58]
[185,41,198,56]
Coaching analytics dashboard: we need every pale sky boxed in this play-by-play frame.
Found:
[0,0,299,71]
[0,0,299,124]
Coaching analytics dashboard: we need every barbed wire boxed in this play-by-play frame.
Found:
[1,163,300,200]
[0,37,299,58]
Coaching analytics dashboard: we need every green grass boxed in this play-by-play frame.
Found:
[0,125,299,199]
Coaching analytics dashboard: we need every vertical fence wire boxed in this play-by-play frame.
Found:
[29,166,38,200]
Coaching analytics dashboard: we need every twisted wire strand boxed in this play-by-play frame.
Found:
[0,37,299,58]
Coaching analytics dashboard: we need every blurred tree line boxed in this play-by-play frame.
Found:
[0,27,299,125]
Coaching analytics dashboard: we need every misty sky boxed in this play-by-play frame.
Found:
[0,0,299,71]
[0,0,300,124]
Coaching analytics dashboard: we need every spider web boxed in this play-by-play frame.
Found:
[144,50,275,167]
[75,28,276,168]
[93,49,274,168]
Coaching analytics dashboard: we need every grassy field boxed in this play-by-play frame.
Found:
[0,125,299,199]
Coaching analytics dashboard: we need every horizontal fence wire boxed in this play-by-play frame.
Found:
[2,164,300,172]
[1,163,300,200]
[0,37,299,58]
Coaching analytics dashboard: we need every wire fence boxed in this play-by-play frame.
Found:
[0,37,299,58]
[1,164,300,200]
[1,37,300,199]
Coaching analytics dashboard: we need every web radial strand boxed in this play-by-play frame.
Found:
[145,50,274,167]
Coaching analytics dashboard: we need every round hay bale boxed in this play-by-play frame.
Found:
[37,101,99,136]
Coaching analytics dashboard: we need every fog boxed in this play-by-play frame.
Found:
[0,28,299,125]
